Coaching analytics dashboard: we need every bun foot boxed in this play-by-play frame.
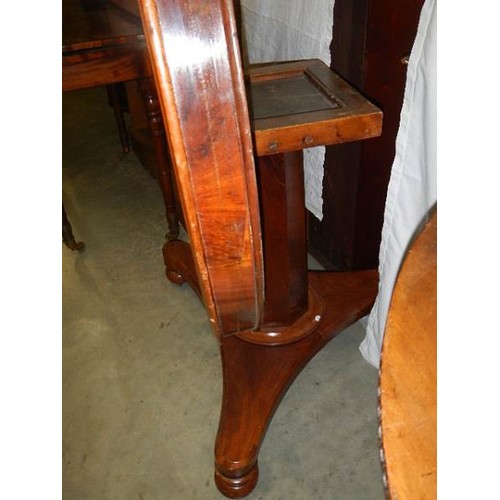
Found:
[214,462,259,498]
[162,240,202,296]
[165,269,184,285]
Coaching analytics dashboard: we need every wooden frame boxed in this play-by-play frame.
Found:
[247,60,382,156]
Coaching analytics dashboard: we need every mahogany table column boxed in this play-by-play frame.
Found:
[257,151,308,326]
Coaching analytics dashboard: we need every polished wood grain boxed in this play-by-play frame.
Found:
[138,0,264,337]
[216,270,378,497]
[138,0,382,496]
[256,151,308,327]
[379,209,437,499]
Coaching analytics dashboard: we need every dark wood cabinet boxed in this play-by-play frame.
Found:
[308,0,425,270]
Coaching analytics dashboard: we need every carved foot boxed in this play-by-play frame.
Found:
[214,270,378,497]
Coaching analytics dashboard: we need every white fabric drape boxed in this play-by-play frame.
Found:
[360,0,437,367]
[240,0,335,220]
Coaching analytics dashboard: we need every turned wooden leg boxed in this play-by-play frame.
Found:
[106,83,130,154]
[62,204,85,252]
[214,270,379,498]
[139,77,180,240]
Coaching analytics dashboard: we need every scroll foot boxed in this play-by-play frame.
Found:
[213,270,379,497]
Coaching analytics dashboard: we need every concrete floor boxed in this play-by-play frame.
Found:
[62,87,385,500]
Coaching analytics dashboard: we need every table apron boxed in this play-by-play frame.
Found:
[62,44,148,92]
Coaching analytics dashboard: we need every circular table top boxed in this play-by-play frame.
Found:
[379,210,437,499]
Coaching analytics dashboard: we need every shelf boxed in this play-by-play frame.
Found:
[246,59,382,156]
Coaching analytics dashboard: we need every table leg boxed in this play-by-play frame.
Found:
[62,204,85,252]
[214,270,379,498]
[106,83,130,154]
[139,77,180,240]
